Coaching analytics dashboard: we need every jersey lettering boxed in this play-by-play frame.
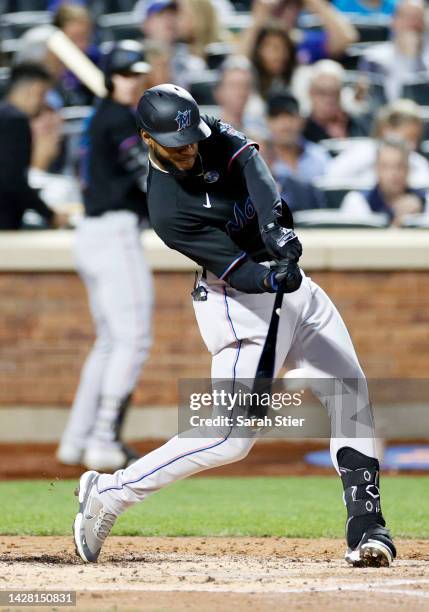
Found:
[225,198,256,236]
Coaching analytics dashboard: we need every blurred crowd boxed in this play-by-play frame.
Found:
[1,0,429,229]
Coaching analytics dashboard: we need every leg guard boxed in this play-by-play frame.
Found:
[337,446,386,549]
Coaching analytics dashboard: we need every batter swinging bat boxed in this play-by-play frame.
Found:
[47,29,107,98]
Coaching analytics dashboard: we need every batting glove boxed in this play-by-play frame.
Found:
[261,220,302,262]
[264,259,302,293]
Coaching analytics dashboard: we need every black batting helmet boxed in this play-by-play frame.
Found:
[136,84,211,147]
[103,40,150,92]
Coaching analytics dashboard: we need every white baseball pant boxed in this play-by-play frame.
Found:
[95,271,376,515]
[60,211,153,450]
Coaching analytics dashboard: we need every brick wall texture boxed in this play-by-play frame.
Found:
[0,270,428,406]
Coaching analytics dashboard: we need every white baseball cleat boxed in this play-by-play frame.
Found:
[56,443,84,466]
[73,470,116,563]
[83,444,129,472]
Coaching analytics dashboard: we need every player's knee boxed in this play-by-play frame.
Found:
[220,437,254,464]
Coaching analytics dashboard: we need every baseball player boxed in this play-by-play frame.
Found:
[72,85,396,567]
[56,42,153,472]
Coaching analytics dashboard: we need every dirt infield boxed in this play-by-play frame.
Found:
[0,536,428,611]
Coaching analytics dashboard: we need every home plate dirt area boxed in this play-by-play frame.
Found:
[0,537,428,611]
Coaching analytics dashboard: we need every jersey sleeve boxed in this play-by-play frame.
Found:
[161,218,269,293]
[202,115,259,172]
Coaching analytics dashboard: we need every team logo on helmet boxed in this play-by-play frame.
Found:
[175,109,192,132]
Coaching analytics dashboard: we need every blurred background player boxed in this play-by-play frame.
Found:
[0,62,69,230]
[56,41,153,472]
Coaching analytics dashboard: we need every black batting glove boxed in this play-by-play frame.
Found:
[263,259,303,293]
[261,220,302,262]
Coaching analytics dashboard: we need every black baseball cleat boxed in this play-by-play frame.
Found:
[345,524,396,567]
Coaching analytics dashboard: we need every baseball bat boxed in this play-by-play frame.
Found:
[47,29,107,98]
[250,286,284,416]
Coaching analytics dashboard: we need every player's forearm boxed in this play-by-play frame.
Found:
[227,258,271,293]
[305,0,358,56]
[11,182,55,222]
[242,154,282,227]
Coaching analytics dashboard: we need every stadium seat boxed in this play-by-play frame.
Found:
[402,76,429,107]
[401,213,429,228]
[342,42,377,71]
[1,0,46,11]
[417,106,429,141]
[318,137,372,158]
[205,42,233,70]
[0,11,51,40]
[98,0,136,12]
[318,187,351,209]
[352,19,390,43]
[199,104,221,117]
[0,67,10,100]
[230,0,251,9]
[419,140,429,161]
[299,14,390,43]
[189,71,219,105]
[293,209,389,228]
[97,12,141,42]
[224,11,251,33]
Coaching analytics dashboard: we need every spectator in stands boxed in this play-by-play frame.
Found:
[144,41,174,88]
[359,0,429,102]
[240,0,358,65]
[303,59,369,142]
[250,24,297,98]
[325,99,429,188]
[134,0,206,88]
[135,0,178,44]
[214,55,267,136]
[0,63,68,230]
[333,0,397,16]
[52,3,100,106]
[267,88,330,183]
[340,138,427,225]
[177,0,227,60]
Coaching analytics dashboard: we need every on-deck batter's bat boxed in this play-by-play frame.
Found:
[47,29,107,98]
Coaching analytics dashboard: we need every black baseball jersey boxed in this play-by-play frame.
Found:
[0,101,54,229]
[81,98,148,219]
[147,116,293,293]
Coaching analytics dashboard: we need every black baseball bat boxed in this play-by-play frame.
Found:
[250,287,284,416]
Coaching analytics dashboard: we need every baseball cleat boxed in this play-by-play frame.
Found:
[56,443,84,466]
[83,444,129,472]
[345,525,396,567]
[73,470,116,563]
